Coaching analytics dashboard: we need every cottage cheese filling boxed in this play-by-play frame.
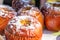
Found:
[9,16,42,36]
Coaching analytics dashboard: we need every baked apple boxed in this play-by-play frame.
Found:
[41,3,60,31]
[0,5,17,34]
[18,6,44,26]
[5,16,42,40]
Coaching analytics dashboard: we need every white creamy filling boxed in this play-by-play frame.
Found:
[0,5,17,18]
[0,10,8,17]
[0,9,17,18]
[0,11,4,16]
[9,16,42,33]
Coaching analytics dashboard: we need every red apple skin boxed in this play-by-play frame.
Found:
[45,14,60,31]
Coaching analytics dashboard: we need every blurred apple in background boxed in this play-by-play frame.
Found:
[41,2,60,32]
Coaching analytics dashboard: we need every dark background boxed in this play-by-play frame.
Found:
[3,0,40,8]
[3,0,12,6]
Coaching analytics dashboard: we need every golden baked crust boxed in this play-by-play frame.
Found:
[0,5,17,34]
[5,16,42,40]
